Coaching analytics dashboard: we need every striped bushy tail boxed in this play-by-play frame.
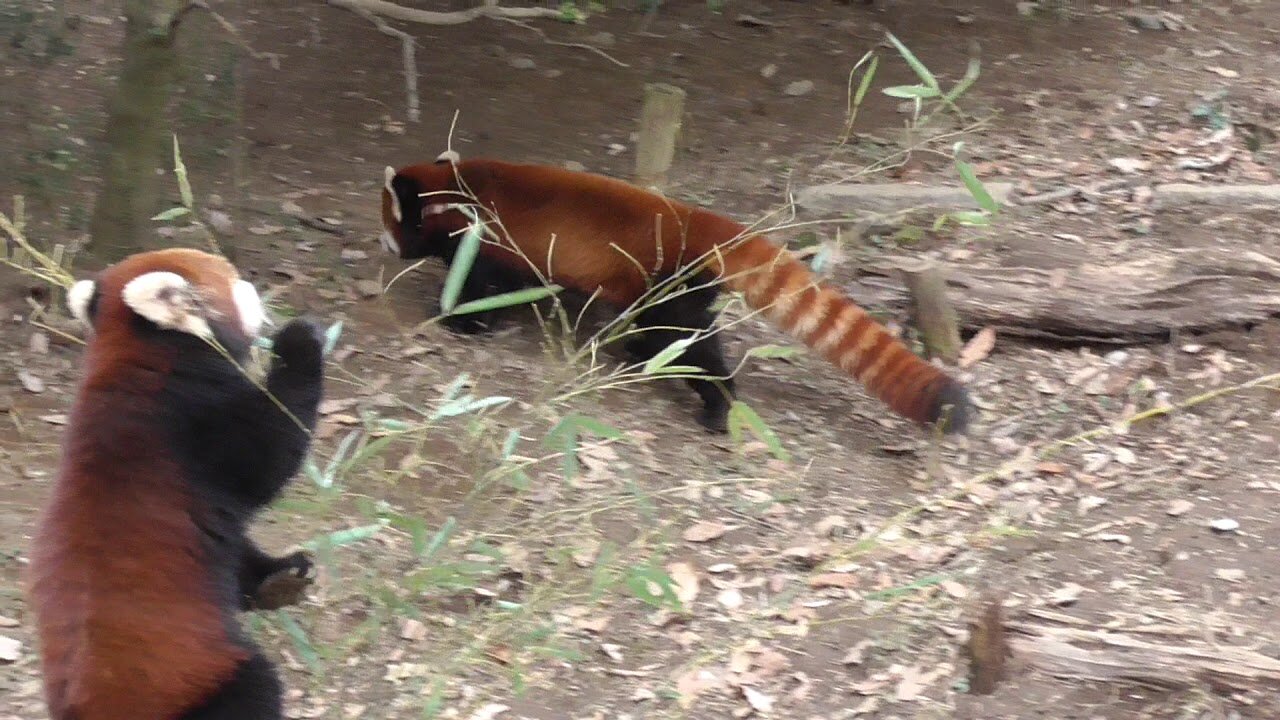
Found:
[718,235,970,433]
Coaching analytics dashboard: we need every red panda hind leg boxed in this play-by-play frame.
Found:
[624,280,736,433]
[177,653,283,720]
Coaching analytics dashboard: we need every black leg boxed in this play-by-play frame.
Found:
[628,282,737,433]
[179,652,283,720]
[439,254,527,334]
[238,541,313,611]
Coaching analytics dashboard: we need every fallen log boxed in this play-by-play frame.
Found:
[845,247,1280,344]
[1007,621,1280,693]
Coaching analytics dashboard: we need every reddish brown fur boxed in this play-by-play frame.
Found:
[29,249,251,720]
[383,160,968,429]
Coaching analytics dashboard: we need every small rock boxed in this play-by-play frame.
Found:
[760,63,778,79]
[543,69,563,79]
[1209,518,1240,533]
[563,160,586,172]
[606,143,627,156]
[587,31,615,47]
[717,588,744,610]
[354,279,382,298]
[508,57,536,70]
[29,332,49,354]
[1048,583,1085,606]
[1124,12,1168,31]
[399,618,427,641]
[1166,499,1194,517]
[340,248,368,263]
[783,79,814,97]
[1135,95,1162,108]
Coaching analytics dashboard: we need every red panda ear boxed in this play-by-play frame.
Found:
[68,279,98,327]
[435,149,460,165]
[231,279,267,337]
[383,166,402,223]
[121,271,215,339]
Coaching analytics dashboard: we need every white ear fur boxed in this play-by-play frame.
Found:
[379,230,401,255]
[435,149,460,165]
[384,165,402,223]
[231,279,266,337]
[67,279,97,326]
[121,271,213,339]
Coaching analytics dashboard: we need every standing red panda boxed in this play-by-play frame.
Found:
[379,153,970,434]
[27,248,326,720]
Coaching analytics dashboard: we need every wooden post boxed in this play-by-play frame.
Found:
[901,259,963,363]
[634,83,686,189]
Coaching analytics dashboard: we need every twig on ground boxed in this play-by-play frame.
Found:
[495,17,630,68]
[325,0,562,25]
[172,0,282,69]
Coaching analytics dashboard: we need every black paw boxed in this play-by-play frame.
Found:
[440,311,494,335]
[270,318,326,375]
[249,551,315,611]
[697,406,730,434]
[623,337,653,361]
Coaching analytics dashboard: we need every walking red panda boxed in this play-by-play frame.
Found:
[379,153,969,434]
[27,248,326,720]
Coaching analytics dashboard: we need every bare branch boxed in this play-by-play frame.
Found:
[172,0,282,69]
[325,0,563,25]
[331,1,420,122]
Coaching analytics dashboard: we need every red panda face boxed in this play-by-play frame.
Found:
[380,152,475,261]
[68,248,267,353]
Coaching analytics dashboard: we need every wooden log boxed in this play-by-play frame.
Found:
[842,246,1280,344]
[901,259,963,362]
[1007,621,1280,692]
[634,83,686,190]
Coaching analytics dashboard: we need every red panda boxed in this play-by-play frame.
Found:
[379,153,970,435]
[27,248,326,720]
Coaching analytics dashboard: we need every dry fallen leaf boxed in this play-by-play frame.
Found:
[808,572,857,590]
[0,635,21,663]
[682,520,729,543]
[667,561,701,605]
[676,668,719,709]
[958,327,997,368]
[742,686,775,713]
[468,704,509,720]
[17,369,44,394]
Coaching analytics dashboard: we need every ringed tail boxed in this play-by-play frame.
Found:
[716,235,971,433]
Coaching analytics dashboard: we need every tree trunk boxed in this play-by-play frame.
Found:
[87,0,184,261]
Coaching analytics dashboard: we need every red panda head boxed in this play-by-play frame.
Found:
[68,248,267,358]
[380,150,476,259]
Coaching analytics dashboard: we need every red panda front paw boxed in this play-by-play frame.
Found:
[249,551,315,611]
[441,312,494,335]
[269,318,326,375]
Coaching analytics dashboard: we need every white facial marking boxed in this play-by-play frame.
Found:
[67,279,97,326]
[232,279,266,337]
[384,166,402,223]
[121,271,213,339]
[435,149,460,164]
[380,229,401,255]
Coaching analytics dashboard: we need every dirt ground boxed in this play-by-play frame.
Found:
[3,1,1280,718]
